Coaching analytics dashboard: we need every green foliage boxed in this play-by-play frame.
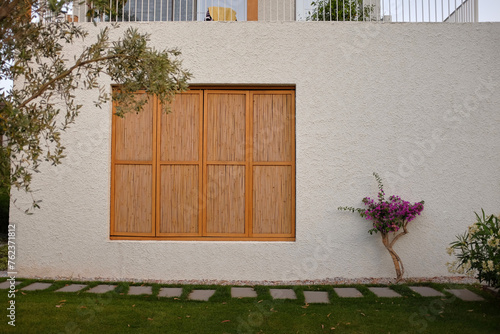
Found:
[447,209,500,288]
[0,0,191,208]
[0,244,6,270]
[46,0,68,13]
[87,0,130,22]
[308,0,375,21]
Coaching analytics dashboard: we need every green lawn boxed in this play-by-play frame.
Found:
[0,280,498,333]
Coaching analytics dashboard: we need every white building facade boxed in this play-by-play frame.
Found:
[11,8,500,282]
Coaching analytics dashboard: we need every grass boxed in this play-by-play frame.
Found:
[0,280,498,333]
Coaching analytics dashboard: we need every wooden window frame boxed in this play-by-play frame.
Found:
[247,0,258,21]
[111,87,295,241]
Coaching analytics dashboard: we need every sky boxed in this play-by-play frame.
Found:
[478,0,500,21]
[1,0,499,93]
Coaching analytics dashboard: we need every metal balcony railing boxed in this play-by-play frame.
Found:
[49,0,478,23]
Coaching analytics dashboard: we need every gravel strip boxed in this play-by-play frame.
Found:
[3,274,479,286]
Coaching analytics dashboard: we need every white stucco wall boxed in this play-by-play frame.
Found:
[11,22,500,282]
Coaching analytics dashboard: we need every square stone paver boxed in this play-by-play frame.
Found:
[128,286,152,295]
[270,289,297,300]
[445,289,485,301]
[188,289,215,301]
[231,287,257,298]
[486,287,499,294]
[334,288,363,298]
[303,291,330,304]
[0,281,22,289]
[158,287,183,298]
[55,284,88,293]
[368,287,401,298]
[410,286,444,297]
[21,283,53,291]
[86,285,117,294]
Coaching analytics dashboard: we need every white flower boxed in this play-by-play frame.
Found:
[487,260,495,271]
[463,261,475,276]
[447,260,477,276]
[468,223,480,235]
[486,237,500,248]
[463,260,472,271]
[446,261,458,273]
[457,261,471,274]
[486,236,500,248]
[487,236,495,247]
[482,261,492,272]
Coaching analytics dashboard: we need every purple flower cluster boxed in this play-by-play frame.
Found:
[362,190,424,234]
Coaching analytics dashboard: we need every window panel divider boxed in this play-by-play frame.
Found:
[202,90,208,237]
[252,162,293,166]
[245,91,252,238]
[110,98,117,236]
[205,161,247,165]
[158,161,202,165]
[153,95,159,237]
[197,90,204,237]
[114,160,155,165]
[290,91,296,238]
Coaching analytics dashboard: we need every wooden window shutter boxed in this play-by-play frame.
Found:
[111,88,295,241]
[158,91,203,236]
[111,92,156,236]
[204,91,248,236]
[251,92,295,237]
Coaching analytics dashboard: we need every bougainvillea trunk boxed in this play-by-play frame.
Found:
[381,233,405,281]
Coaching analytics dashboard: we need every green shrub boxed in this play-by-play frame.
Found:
[307,0,375,21]
[0,245,7,271]
[447,210,500,288]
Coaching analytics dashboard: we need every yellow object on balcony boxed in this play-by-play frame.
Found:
[208,7,237,21]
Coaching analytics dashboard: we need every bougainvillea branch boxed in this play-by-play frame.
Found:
[339,172,424,281]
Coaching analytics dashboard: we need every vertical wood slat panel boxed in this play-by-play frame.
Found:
[206,93,246,162]
[252,166,292,235]
[206,165,245,234]
[160,93,200,162]
[159,165,199,234]
[114,165,153,233]
[115,94,154,161]
[253,94,292,162]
